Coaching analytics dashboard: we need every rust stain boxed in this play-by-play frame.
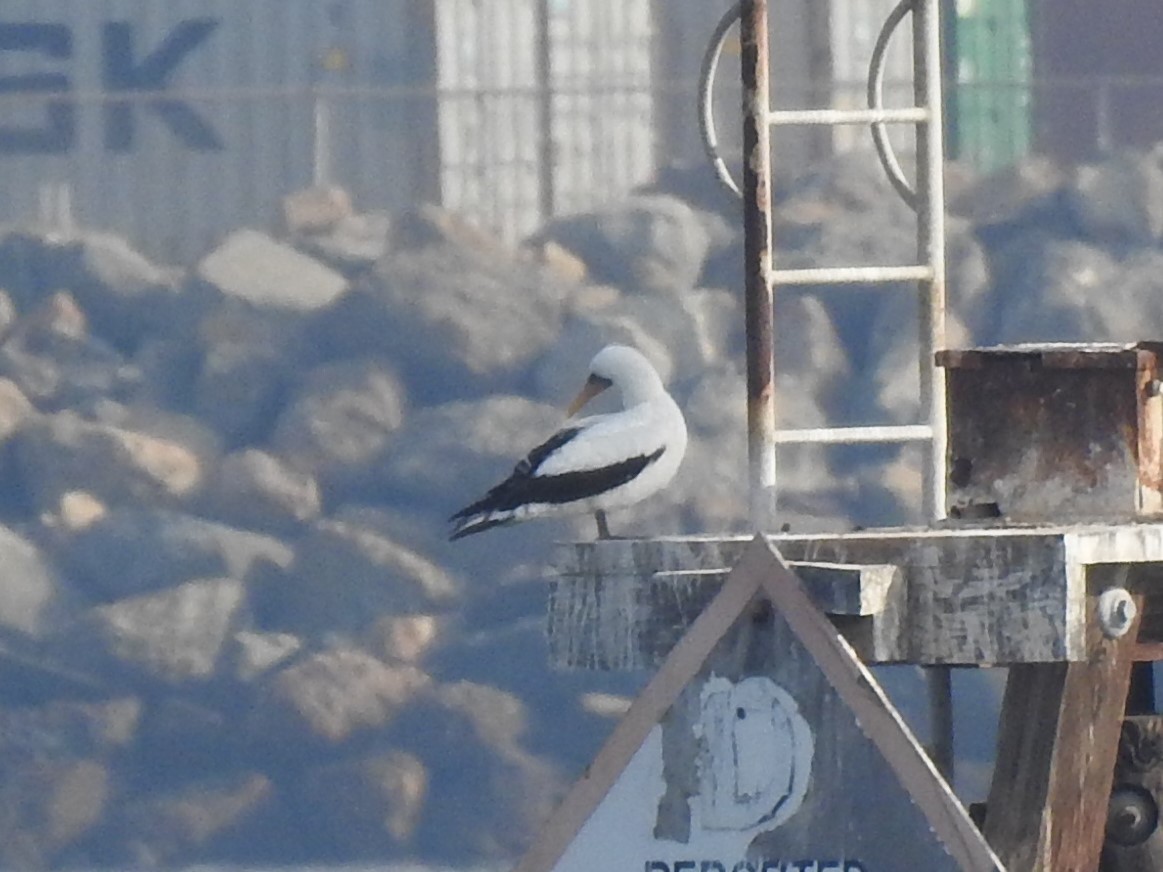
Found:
[944,345,1163,520]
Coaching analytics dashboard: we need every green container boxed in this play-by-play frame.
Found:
[947,0,1032,171]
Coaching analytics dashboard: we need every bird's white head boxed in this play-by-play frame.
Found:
[566,344,666,416]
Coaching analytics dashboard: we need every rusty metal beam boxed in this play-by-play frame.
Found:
[740,0,776,531]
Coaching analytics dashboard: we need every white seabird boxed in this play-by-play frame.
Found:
[449,344,688,540]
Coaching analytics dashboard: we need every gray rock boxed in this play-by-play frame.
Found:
[0,294,142,410]
[12,411,205,513]
[311,242,569,403]
[988,235,1125,344]
[197,229,348,311]
[378,394,560,515]
[271,357,406,501]
[529,320,674,405]
[227,630,302,682]
[84,398,222,467]
[0,697,141,762]
[249,648,429,746]
[57,507,292,601]
[282,185,354,235]
[0,758,109,870]
[127,335,201,408]
[667,365,836,533]
[271,515,459,634]
[200,449,321,533]
[0,524,77,638]
[106,772,274,868]
[192,303,304,444]
[56,230,188,350]
[298,750,426,857]
[391,681,563,861]
[0,376,34,444]
[85,577,246,683]
[297,211,393,273]
[780,151,917,219]
[1067,146,1163,244]
[542,193,711,293]
[362,614,445,665]
[950,153,1068,229]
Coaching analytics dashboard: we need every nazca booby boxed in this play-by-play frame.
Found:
[449,344,687,539]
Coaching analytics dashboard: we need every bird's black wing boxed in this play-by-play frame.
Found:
[449,427,584,527]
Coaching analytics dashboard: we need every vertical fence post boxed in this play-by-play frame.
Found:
[534,0,555,225]
[740,0,777,532]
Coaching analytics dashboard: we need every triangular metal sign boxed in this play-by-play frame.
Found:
[517,535,1004,872]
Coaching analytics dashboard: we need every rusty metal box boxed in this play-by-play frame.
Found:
[936,343,1163,521]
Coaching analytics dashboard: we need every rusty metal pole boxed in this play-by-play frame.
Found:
[914,0,953,783]
[740,0,777,531]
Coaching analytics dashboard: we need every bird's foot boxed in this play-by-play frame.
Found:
[595,510,612,540]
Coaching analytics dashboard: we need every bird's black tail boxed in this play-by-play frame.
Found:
[448,512,512,540]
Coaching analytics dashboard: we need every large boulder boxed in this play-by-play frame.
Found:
[539,193,712,294]
[265,513,459,635]
[270,357,406,502]
[390,681,563,861]
[1066,145,1163,245]
[296,750,427,858]
[192,303,306,445]
[0,758,110,870]
[0,697,141,763]
[56,507,292,601]
[248,648,430,747]
[199,449,321,534]
[83,577,247,684]
[0,292,142,410]
[12,411,206,513]
[309,227,571,403]
[51,230,189,351]
[0,523,79,638]
[197,229,348,312]
[986,234,1158,344]
[101,772,275,868]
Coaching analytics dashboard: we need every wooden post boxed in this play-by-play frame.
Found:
[983,572,1143,871]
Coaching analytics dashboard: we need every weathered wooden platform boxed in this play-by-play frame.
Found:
[550,521,1163,667]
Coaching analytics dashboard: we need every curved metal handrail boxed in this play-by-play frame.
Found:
[868,0,920,209]
[698,1,744,198]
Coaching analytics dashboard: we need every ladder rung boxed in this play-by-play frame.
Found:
[768,107,929,127]
[774,424,934,446]
[771,265,933,285]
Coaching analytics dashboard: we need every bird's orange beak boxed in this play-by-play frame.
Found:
[566,374,612,417]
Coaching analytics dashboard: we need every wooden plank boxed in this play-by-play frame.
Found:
[553,525,1163,664]
[547,561,906,670]
[655,561,898,616]
[982,577,1143,871]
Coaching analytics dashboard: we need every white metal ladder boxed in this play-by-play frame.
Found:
[699,0,948,527]
[699,0,953,777]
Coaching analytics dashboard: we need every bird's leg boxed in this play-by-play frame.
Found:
[595,510,612,540]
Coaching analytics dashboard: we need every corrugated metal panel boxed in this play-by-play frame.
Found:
[828,0,915,157]
[951,0,1031,171]
[0,1,436,263]
[435,0,655,240]
[0,0,658,262]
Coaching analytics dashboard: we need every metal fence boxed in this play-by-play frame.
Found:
[0,0,1161,265]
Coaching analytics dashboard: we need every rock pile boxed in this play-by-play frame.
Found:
[0,144,1161,867]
